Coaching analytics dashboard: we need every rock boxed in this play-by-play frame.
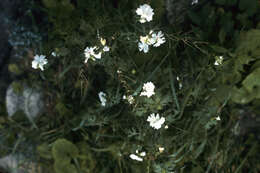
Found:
[0,154,24,173]
[6,83,44,120]
[0,154,43,173]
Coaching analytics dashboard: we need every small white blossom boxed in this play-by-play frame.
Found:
[147,113,165,129]
[140,82,155,98]
[103,46,110,52]
[98,92,107,106]
[159,147,165,153]
[84,46,102,63]
[140,152,146,157]
[129,154,143,162]
[215,116,221,121]
[179,82,183,89]
[214,56,223,66]
[164,125,169,129]
[191,0,198,5]
[138,42,149,53]
[151,31,166,47]
[136,4,154,23]
[123,95,135,104]
[51,52,58,57]
[138,35,152,53]
[32,54,48,71]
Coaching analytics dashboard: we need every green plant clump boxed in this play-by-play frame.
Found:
[0,0,260,173]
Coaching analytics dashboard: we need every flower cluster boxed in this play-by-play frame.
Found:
[138,31,166,53]
[140,82,155,98]
[123,95,135,104]
[136,4,154,23]
[214,56,223,66]
[32,54,48,71]
[129,150,146,162]
[147,113,165,129]
[84,38,110,63]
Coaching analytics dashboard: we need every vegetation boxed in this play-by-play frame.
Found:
[0,0,259,172]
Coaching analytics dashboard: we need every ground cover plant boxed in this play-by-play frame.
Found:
[0,0,260,172]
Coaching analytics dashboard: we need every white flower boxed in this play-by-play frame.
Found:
[179,82,183,89]
[136,4,154,23]
[191,0,198,5]
[140,82,155,98]
[98,92,107,106]
[103,46,110,52]
[32,54,48,71]
[84,46,102,63]
[138,31,166,53]
[129,154,143,162]
[51,52,58,57]
[215,116,221,121]
[214,56,223,66]
[138,42,149,53]
[159,147,165,153]
[164,125,169,129]
[123,95,135,104]
[140,152,146,157]
[138,35,153,53]
[140,35,155,46]
[147,113,165,129]
[84,47,95,58]
[152,31,166,47]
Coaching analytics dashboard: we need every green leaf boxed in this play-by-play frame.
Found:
[194,140,207,159]
[37,143,52,160]
[191,166,205,173]
[236,29,260,57]
[231,87,255,104]
[55,102,71,116]
[210,45,228,53]
[169,143,188,158]
[242,68,260,92]
[251,60,260,71]
[42,0,57,8]
[52,139,79,163]
[54,161,78,173]
[218,28,227,44]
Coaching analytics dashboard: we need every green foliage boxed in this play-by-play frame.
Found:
[188,0,260,46]
[1,0,260,173]
[52,139,79,173]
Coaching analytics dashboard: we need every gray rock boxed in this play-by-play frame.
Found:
[0,154,43,173]
[6,83,44,120]
[0,154,25,173]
